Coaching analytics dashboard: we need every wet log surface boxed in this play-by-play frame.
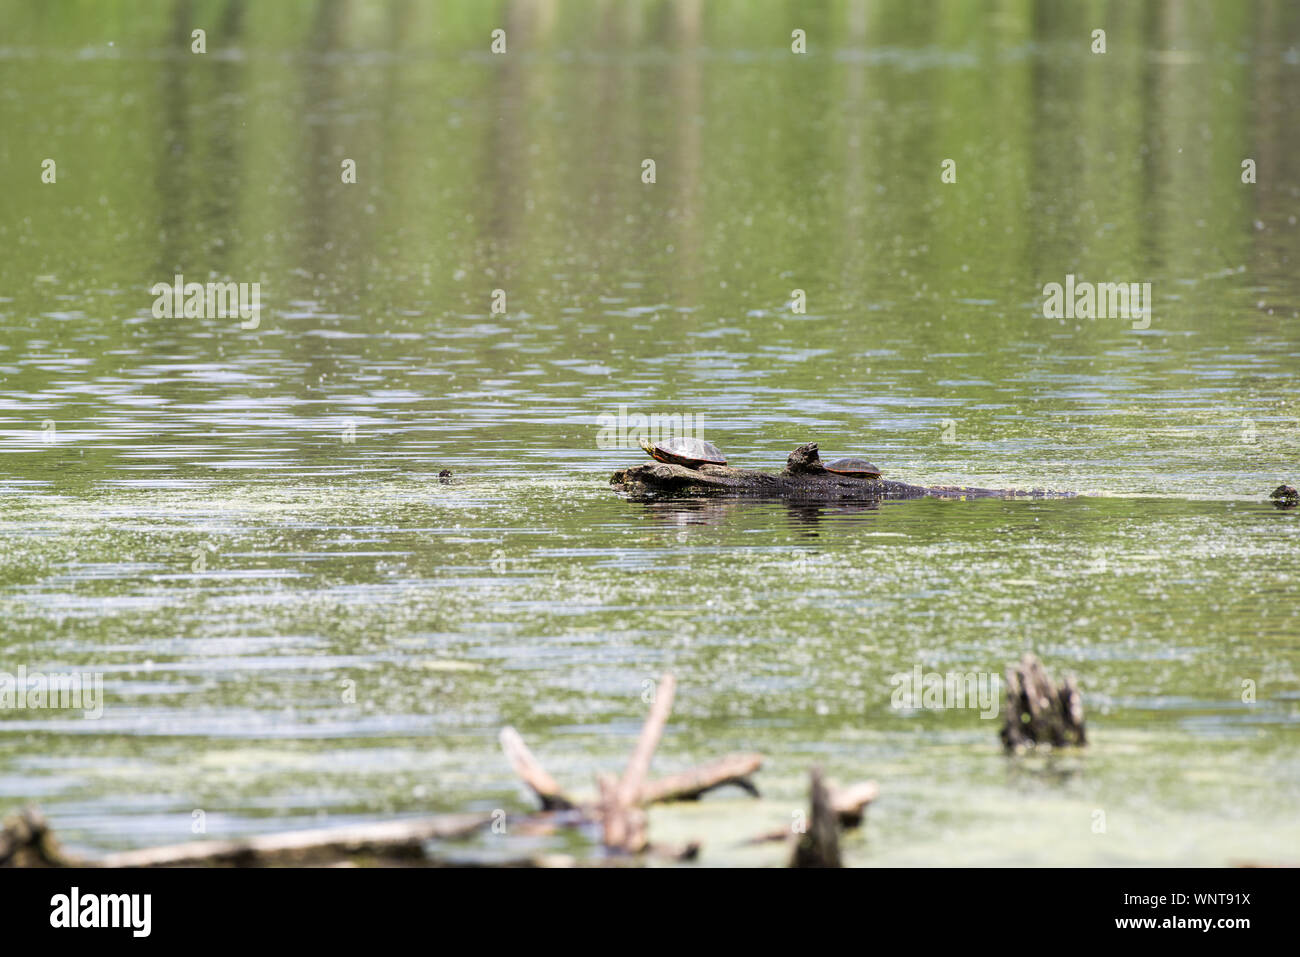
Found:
[612,443,1077,502]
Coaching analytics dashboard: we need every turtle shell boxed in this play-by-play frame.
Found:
[642,436,727,467]
[825,457,882,478]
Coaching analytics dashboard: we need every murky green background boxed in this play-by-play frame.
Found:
[1,0,1298,865]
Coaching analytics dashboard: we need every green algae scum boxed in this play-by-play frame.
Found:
[0,0,1297,879]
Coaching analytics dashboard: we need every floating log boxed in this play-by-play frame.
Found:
[789,769,841,868]
[612,443,1076,502]
[97,813,494,868]
[1000,653,1087,751]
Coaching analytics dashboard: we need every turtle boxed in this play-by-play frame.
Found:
[639,436,727,468]
[824,457,882,479]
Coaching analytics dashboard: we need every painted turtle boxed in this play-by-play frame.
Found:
[639,436,727,468]
[1271,484,1298,507]
[824,457,882,479]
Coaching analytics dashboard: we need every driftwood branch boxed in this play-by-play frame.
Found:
[1000,653,1087,751]
[641,753,763,803]
[499,675,761,857]
[96,813,493,868]
[604,673,676,852]
[621,674,676,804]
[499,727,575,810]
[827,780,880,827]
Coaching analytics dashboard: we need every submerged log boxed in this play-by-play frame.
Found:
[612,443,1076,502]
[1000,653,1087,751]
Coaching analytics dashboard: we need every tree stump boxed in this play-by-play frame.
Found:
[0,807,73,867]
[789,768,842,868]
[1000,653,1087,751]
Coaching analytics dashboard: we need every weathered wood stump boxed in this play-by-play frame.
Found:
[0,807,73,867]
[999,653,1087,751]
[789,768,842,868]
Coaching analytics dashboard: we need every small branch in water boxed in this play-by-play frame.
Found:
[827,780,880,828]
[500,674,752,856]
[621,674,676,807]
[499,727,575,810]
[604,673,676,852]
[641,753,763,803]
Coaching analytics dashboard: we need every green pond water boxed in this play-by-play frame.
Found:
[1,1,1298,866]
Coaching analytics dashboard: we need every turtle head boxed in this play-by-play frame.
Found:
[638,436,656,458]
